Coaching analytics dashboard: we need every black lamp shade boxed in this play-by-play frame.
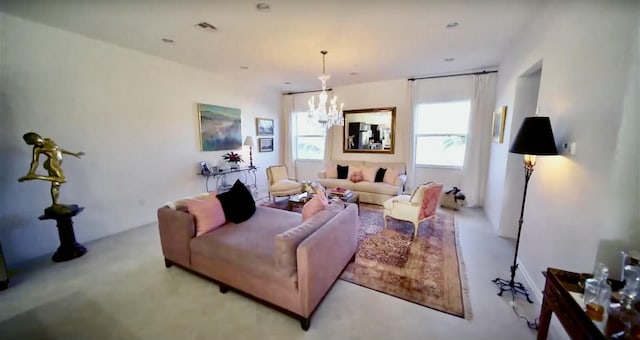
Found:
[509,116,558,155]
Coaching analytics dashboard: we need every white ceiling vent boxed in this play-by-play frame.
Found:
[195,22,217,31]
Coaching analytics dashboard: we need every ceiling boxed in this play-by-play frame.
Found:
[0,0,544,92]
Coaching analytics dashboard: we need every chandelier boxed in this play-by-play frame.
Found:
[308,50,344,129]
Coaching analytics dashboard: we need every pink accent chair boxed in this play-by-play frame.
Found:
[383,182,444,238]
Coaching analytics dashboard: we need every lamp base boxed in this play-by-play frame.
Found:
[492,277,534,303]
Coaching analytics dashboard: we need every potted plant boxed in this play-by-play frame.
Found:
[222,152,244,169]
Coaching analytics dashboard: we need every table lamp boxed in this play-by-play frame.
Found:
[243,136,254,167]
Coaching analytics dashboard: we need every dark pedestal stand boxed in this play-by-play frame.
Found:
[39,204,87,262]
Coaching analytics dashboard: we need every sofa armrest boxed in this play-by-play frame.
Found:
[394,174,407,187]
[296,204,358,317]
[317,171,327,179]
[157,207,196,267]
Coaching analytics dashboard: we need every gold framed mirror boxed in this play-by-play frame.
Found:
[343,107,396,154]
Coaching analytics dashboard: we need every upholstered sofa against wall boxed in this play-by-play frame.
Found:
[317,161,407,205]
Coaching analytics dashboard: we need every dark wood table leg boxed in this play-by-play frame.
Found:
[537,288,553,339]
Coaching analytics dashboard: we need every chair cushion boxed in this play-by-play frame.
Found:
[217,180,256,223]
[185,194,227,236]
[383,194,410,210]
[269,166,289,183]
[271,180,300,191]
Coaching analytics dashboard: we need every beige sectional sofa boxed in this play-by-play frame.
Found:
[157,201,358,330]
[316,161,407,205]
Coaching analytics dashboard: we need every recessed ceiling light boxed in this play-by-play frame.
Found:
[349,72,359,76]
[284,81,291,85]
[446,22,459,28]
[240,66,249,70]
[196,22,217,31]
[444,58,455,62]
[256,3,271,12]
[161,38,175,43]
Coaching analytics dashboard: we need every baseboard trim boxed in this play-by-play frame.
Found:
[519,259,568,340]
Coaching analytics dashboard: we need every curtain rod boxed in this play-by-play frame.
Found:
[283,88,332,95]
[408,70,497,81]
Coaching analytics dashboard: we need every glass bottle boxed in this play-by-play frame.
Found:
[606,265,640,339]
[584,263,612,322]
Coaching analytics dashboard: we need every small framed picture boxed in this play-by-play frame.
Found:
[492,106,507,143]
[258,138,273,152]
[256,118,274,136]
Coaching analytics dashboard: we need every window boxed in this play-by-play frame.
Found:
[415,101,470,168]
[293,112,325,160]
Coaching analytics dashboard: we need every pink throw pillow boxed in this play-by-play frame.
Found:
[362,166,377,182]
[186,194,227,236]
[325,164,338,179]
[350,171,363,183]
[302,191,329,221]
[347,166,361,179]
[383,168,400,185]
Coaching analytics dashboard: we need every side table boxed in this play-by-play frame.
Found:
[538,268,606,339]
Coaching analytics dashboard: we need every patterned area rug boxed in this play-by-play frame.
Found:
[260,199,471,319]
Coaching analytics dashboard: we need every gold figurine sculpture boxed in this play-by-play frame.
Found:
[18,132,84,209]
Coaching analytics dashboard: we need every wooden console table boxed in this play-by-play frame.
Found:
[538,268,605,339]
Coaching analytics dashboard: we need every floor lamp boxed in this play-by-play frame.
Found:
[493,116,558,303]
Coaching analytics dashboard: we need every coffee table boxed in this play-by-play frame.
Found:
[327,191,360,215]
[287,192,312,211]
[287,191,360,215]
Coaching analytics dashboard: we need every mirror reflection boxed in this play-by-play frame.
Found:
[343,107,396,154]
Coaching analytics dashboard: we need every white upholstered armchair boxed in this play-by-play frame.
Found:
[266,165,301,202]
[383,182,444,238]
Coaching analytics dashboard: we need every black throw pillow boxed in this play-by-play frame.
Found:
[375,168,387,182]
[337,165,349,179]
[217,179,256,223]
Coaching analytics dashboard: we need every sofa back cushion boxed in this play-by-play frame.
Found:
[364,161,406,174]
[274,207,341,276]
[361,166,377,182]
[383,168,401,185]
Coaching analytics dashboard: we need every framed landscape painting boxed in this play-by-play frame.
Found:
[492,106,507,143]
[198,103,242,151]
[256,118,274,136]
[259,138,273,152]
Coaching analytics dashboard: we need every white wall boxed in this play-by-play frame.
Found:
[484,0,640,295]
[294,78,462,189]
[0,14,280,265]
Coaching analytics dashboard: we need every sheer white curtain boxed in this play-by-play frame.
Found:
[405,81,419,191]
[461,73,497,207]
[281,94,296,178]
[323,125,334,165]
